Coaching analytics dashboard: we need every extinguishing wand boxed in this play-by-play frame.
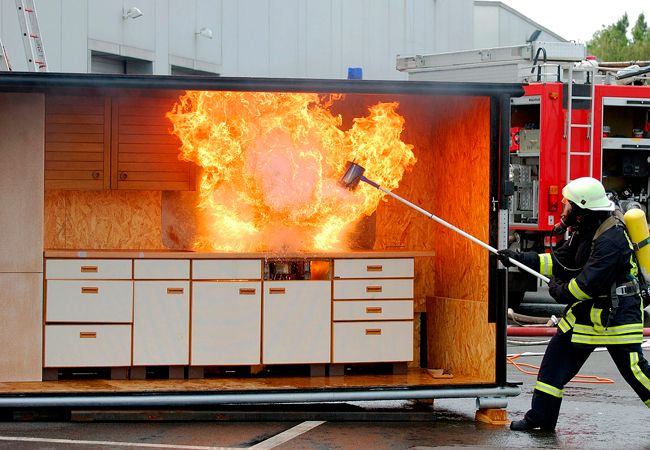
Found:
[339,161,550,284]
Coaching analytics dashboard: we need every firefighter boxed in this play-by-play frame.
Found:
[498,177,650,431]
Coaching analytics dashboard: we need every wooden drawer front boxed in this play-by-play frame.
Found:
[134,259,189,279]
[263,281,331,364]
[46,259,131,279]
[333,321,413,363]
[192,259,262,280]
[333,279,413,299]
[191,281,261,365]
[46,280,133,323]
[333,300,413,321]
[133,281,190,365]
[334,258,414,279]
[44,324,131,367]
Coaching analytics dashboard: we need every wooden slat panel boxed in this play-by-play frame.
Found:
[45,170,103,180]
[46,114,104,125]
[119,162,189,172]
[119,115,175,126]
[119,124,173,135]
[46,104,105,115]
[117,97,178,109]
[46,95,105,107]
[44,179,104,190]
[45,143,103,153]
[118,143,181,154]
[46,152,103,162]
[46,133,103,143]
[45,161,103,171]
[118,134,179,144]
[47,123,104,134]
[119,152,182,163]
[117,171,188,182]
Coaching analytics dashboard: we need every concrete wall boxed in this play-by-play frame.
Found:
[0,0,474,79]
[0,93,44,382]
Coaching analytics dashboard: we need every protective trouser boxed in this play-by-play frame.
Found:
[525,330,650,430]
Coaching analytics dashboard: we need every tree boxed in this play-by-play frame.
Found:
[587,13,650,62]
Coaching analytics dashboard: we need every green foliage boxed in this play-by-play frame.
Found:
[587,13,650,62]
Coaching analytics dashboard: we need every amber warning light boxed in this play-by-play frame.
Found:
[166,91,416,252]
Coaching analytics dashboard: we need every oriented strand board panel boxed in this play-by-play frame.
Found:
[0,93,44,273]
[0,273,43,382]
[44,190,163,250]
[426,296,495,380]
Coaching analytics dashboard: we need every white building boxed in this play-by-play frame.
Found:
[0,0,563,79]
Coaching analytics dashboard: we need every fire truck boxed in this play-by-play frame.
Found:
[398,43,650,307]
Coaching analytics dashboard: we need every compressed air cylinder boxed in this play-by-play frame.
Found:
[624,208,650,281]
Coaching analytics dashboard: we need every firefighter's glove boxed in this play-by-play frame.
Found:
[548,277,570,303]
[497,249,522,267]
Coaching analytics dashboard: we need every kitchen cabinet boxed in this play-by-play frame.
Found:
[332,258,414,364]
[44,93,195,191]
[43,259,133,368]
[132,259,190,366]
[262,280,331,364]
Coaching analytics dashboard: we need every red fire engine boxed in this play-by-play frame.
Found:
[508,66,650,306]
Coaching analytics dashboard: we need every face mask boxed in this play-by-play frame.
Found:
[553,200,579,234]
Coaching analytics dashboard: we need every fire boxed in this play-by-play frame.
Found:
[166,91,415,252]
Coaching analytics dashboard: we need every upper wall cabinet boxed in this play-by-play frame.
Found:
[45,95,111,190]
[45,94,194,191]
[111,96,194,191]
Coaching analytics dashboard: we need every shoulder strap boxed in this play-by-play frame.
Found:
[592,214,622,243]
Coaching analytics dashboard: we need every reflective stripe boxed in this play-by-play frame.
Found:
[568,278,591,301]
[590,307,604,331]
[623,232,639,277]
[645,398,650,407]
[630,352,650,395]
[573,323,644,336]
[535,380,563,398]
[558,309,576,333]
[538,254,553,277]
[571,334,644,345]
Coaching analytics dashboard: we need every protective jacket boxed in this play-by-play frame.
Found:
[519,213,645,346]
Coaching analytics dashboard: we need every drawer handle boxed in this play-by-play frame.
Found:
[167,287,184,294]
[366,265,383,272]
[366,285,383,293]
[366,306,383,314]
[365,328,382,336]
[269,287,286,294]
[239,288,256,295]
[79,332,97,339]
[81,287,99,294]
[80,266,98,273]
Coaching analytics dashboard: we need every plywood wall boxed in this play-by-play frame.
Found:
[44,190,163,250]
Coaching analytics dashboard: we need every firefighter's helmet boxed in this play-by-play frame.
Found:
[562,177,614,211]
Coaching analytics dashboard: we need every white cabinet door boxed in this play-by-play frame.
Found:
[191,281,262,365]
[263,281,331,364]
[133,281,189,365]
[44,324,132,367]
[333,321,413,363]
[334,258,414,279]
[46,280,133,323]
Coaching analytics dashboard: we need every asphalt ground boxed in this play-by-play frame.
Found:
[0,292,647,449]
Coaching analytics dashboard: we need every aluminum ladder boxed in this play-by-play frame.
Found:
[565,63,597,184]
[15,0,47,71]
[0,40,11,71]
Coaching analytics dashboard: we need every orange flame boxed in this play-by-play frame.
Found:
[166,91,415,252]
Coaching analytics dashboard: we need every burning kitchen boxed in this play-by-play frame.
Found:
[0,73,523,408]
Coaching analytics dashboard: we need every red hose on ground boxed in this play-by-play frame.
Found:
[507,327,650,337]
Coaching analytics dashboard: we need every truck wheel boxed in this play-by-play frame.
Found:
[508,290,526,310]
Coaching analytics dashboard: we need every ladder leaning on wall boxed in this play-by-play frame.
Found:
[0,0,48,72]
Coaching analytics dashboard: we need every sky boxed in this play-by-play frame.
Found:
[502,0,650,43]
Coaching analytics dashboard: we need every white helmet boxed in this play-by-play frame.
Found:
[562,177,614,211]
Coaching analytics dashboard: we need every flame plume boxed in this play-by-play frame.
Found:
[166,91,415,252]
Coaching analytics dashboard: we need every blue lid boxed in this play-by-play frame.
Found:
[347,67,363,80]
